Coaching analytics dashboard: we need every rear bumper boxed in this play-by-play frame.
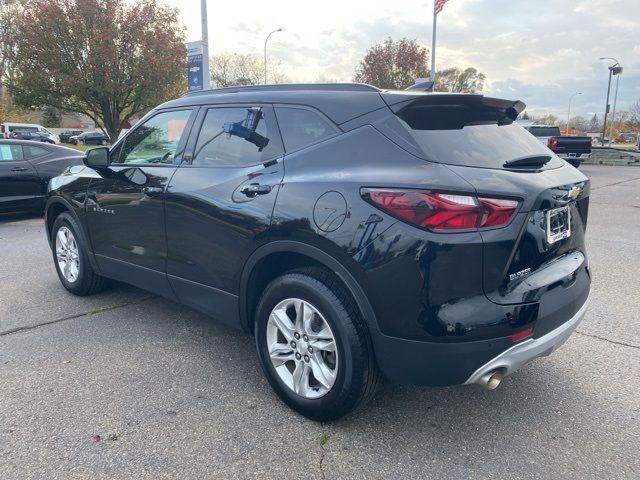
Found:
[558,153,590,160]
[370,294,589,386]
[464,295,588,384]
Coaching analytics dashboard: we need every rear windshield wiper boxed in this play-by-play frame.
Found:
[503,155,552,168]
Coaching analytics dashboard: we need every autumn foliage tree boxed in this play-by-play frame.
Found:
[354,38,429,90]
[435,67,486,93]
[9,0,186,141]
[0,0,28,122]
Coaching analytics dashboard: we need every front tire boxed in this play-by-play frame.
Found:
[255,268,380,421]
[51,212,109,296]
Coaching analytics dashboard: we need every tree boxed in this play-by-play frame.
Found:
[533,114,558,125]
[8,0,186,141]
[569,115,588,134]
[520,111,531,120]
[41,106,62,127]
[210,53,288,87]
[354,38,429,89]
[211,53,260,87]
[589,114,601,132]
[434,67,486,93]
[629,100,640,130]
[0,0,27,123]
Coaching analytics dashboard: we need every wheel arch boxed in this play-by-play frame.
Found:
[239,241,378,334]
[45,197,100,271]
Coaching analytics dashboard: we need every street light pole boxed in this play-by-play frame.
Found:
[201,0,211,89]
[601,67,613,144]
[609,72,621,146]
[567,92,581,135]
[264,28,283,84]
[599,57,620,145]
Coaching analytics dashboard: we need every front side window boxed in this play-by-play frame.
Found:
[275,107,337,152]
[0,144,23,161]
[117,110,192,164]
[192,107,281,166]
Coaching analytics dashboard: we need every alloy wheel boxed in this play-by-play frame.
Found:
[55,226,80,283]
[266,298,339,399]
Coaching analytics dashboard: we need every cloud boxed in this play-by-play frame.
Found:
[167,0,640,116]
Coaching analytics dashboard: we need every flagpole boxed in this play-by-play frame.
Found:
[430,5,437,88]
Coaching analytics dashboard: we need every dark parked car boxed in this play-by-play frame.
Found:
[0,140,83,214]
[45,84,590,420]
[59,130,85,143]
[10,130,55,143]
[73,131,109,146]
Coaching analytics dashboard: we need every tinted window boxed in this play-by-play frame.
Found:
[0,144,23,161]
[26,145,49,157]
[118,110,192,164]
[527,126,561,137]
[397,106,562,170]
[9,126,37,132]
[193,107,281,166]
[275,107,336,152]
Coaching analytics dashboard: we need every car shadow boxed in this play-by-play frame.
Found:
[0,212,44,223]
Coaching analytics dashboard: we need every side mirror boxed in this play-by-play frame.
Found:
[84,147,110,169]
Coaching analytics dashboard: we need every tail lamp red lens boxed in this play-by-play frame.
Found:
[362,189,519,231]
[511,326,534,342]
[547,136,558,151]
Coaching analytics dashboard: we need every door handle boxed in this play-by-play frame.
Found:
[142,186,165,196]
[11,167,28,172]
[240,183,272,197]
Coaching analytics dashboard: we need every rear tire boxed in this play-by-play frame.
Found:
[51,212,109,296]
[255,267,380,421]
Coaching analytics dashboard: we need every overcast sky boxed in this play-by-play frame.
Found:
[167,0,640,118]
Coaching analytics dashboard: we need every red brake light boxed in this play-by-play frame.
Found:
[511,326,534,342]
[547,136,558,151]
[362,189,519,231]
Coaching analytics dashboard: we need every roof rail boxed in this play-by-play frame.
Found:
[183,83,380,97]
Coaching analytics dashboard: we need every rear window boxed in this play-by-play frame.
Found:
[527,126,561,137]
[397,105,562,169]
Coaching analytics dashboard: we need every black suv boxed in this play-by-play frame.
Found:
[59,130,84,143]
[45,84,590,420]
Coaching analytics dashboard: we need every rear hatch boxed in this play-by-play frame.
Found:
[382,93,590,331]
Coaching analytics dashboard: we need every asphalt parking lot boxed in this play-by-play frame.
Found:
[1,165,639,480]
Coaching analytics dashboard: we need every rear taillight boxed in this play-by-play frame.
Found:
[547,136,558,151]
[511,326,534,342]
[361,189,519,231]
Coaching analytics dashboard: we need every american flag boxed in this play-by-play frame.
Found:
[435,0,450,15]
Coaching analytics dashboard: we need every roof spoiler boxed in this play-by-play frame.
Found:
[384,93,527,129]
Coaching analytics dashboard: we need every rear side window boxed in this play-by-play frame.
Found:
[527,126,561,137]
[193,106,282,166]
[275,107,336,152]
[0,144,23,161]
[397,104,562,170]
[26,145,49,157]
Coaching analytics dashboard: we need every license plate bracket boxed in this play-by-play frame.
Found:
[546,205,571,244]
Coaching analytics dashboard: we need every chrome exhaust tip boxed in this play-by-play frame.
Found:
[479,371,503,390]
